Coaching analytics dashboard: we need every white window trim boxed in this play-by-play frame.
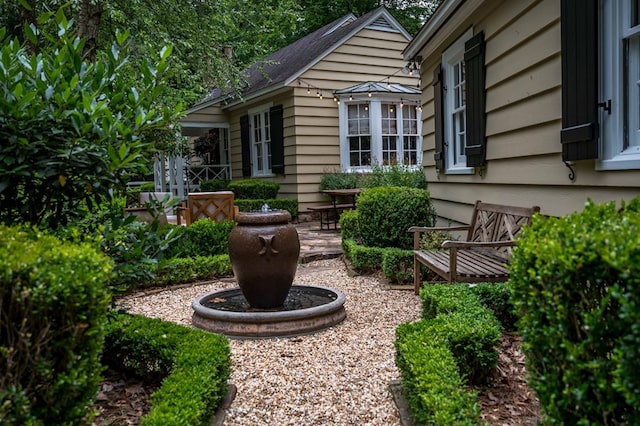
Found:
[338,96,423,172]
[248,103,274,177]
[442,27,474,175]
[597,0,640,170]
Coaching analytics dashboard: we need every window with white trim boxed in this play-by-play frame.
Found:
[442,28,473,173]
[340,97,422,170]
[598,0,640,170]
[251,106,271,175]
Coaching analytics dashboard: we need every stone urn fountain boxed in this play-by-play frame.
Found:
[227,209,300,309]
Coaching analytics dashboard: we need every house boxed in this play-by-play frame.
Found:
[403,0,640,224]
[173,7,421,214]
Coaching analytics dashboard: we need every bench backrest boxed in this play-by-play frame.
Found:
[467,200,540,259]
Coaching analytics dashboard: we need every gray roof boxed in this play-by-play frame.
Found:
[188,7,411,113]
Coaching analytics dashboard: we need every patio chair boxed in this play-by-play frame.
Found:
[180,191,237,225]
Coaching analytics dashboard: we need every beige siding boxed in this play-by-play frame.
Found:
[291,28,417,211]
[415,0,640,222]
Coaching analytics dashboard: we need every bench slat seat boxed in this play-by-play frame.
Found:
[410,200,539,294]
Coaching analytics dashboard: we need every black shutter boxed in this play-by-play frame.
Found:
[464,31,486,168]
[240,114,251,177]
[432,64,445,171]
[270,105,285,175]
[560,0,598,161]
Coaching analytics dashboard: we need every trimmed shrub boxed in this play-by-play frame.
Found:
[235,198,298,218]
[469,283,518,331]
[342,238,385,272]
[199,178,229,192]
[227,179,279,199]
[103,313,231,425]
[419,284,501,383]
[338,210,360,242]
[165,219,234,258]
[0,225,113,425]
[357,186,436,249]
[381,248,414,284]
[395,321,481,425]
[510,198,640,424]
[154,255,232,286]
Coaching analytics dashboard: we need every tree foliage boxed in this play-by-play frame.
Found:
[0,10,178,229]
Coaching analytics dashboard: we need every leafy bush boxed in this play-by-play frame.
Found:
[165,219,234,258]
[235,198,298,217]
[395,321,481,425]
[381,248,414,284]
[319,170,360,190]
[357,186,436,249]
[359,164,427,189]
[0,225,112,425]
[103,313,231,425]
[341,238,385,272]
[510,198,640,424]
[200,179,229,192]
[338,210,360,242]
[469,283,518,331]
[227,179,279,199]
[0,12,177,229]
[154,255,232,286]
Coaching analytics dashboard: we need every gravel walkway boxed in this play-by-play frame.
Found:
[117,258,422,425]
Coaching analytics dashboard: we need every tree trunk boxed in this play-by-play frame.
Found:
[19,0,37,54]
[77,0,104,62]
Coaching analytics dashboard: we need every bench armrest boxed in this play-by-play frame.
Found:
[441,240,516,249]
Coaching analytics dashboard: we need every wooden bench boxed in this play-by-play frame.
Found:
[308,203,354,230]
[409,200,540,294]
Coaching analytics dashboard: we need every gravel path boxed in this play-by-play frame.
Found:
[117,258,422,425]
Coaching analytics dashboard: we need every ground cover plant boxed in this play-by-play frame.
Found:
[510,197,640,424]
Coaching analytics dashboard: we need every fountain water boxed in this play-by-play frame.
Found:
[192,209,346,338]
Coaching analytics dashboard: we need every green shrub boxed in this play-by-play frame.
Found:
[139,182,157,192]
[0,11,177,230]
[0,225,113,425]
[510,198,640,424]
[166,219,234,258]
[154,255,232,286]
[199,179,229,192]
[419,285,501,383]
[382,248,414,284]
[235,198,298,217]
[360,164,428,189]
[319,169,360,190]
[357,186,435,249]
[395,321,481,425]
[103,313,231,425]
[338,210,360,242]
[342,238,385,272]
[469,283,518,331]
[227,179,279,199]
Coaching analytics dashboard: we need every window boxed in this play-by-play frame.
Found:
[598,0,640,169]
[339,94,422,170]
[348,103,371,167]
[251,107,271,175]
[433,28,486,174]
[240,105,284,177]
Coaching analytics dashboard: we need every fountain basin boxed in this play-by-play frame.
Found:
[192,285,346,338]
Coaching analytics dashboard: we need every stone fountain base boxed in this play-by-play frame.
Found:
[192,285,346,338]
